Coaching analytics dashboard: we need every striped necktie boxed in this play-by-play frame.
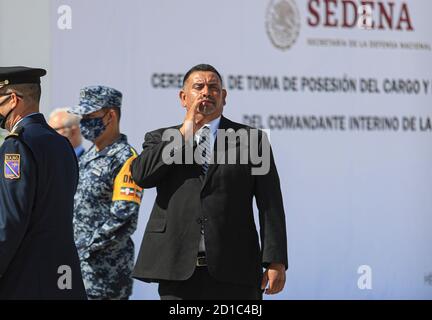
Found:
[197,125,211,174]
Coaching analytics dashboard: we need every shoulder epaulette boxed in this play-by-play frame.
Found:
[5,132,19,139]
[5,126,24,140]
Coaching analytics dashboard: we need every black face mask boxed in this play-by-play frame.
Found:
[0,110,13,130]
[0,95,13,130]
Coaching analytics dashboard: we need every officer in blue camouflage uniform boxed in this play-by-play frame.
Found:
[70,86,143,300]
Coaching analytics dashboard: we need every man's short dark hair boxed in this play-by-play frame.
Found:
[182,64,223,87]
[113,106,121,121]
[0,83,41,105]
[105,106,121,122]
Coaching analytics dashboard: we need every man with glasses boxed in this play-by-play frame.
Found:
[49,108,85,158]
[0,66,86,299]
[69,86,143,300]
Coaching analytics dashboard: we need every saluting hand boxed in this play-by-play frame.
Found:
[179,94,211,140]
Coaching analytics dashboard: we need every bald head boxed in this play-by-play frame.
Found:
[48,108,82,148]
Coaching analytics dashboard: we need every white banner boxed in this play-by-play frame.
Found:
[51,0,432,299]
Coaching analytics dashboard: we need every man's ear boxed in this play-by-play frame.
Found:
[106,108,117,124]
[222,89,227,106]
[179,89,187,108]
[8,93,20,109]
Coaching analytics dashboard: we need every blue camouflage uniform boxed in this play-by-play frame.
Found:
[70,86,143,299]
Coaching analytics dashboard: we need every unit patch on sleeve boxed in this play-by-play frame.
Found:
[4,154,21,180]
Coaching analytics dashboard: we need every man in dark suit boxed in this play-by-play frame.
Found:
[0,66,86,299]
[131,64,287,300]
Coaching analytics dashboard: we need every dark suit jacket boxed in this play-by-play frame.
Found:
[131,116,287,287]
[0,114,87,299]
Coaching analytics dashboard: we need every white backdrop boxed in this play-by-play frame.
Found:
[50,0,432,299]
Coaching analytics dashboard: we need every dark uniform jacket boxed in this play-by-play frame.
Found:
[0,113,86,299]
[131,116,288,288]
